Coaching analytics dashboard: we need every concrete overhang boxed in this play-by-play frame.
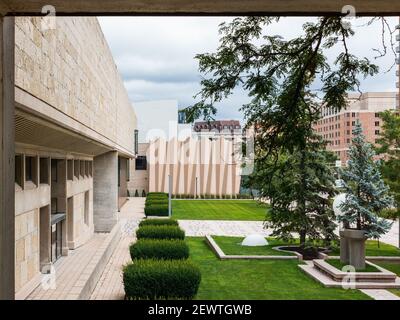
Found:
[2,0,400,16]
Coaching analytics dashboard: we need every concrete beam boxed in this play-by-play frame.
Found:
[2,0,400,16]
[0,16,15,300]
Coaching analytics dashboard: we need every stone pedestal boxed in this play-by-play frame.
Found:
[339,229,367,270]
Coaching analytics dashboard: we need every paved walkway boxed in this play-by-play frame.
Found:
[179,219,399,248]
[90,197,145,300]
[361,289,400,300]
[27,233,108,300]
[178,220,271,237]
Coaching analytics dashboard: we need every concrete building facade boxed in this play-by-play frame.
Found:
[314,92,397,164]
[12,17,137,298]
[129,100,243,197]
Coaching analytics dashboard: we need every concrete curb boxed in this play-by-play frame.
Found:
[205,235,300,260]
[77,223,122,300]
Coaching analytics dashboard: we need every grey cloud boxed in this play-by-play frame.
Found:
[99,16,399,121]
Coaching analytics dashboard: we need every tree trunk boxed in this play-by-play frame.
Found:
[300,230,307,247]
[299,148,307,247]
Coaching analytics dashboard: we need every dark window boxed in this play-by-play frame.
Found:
[67,160,73,181]
[375,130,380,135]
[347,121,350,126]
[51,159,58,183]
[134,130,139,155]
[135,156,147,170]
[347,138,350,143]
[118,158,121,187]
[40,158,49,184]
[352,121,355,126]
[74,160,79,179]
[375,121,380,126]
[375,113,380,118]
[15,154,23,187]
[25,156,35,182]
[352,112,356,117]
[126,159,130,181]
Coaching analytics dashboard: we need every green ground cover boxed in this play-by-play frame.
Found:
[172,200,268,220]
[187,237,370,300]
[327,240,400,257]
[212,236,295,256]
[373,262,400,298]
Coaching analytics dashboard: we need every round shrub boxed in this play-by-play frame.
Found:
[139,219,178,227]
[123,259,201,300]
[130,239,189,260]
[144,205,169,216]
[136,225,185,240]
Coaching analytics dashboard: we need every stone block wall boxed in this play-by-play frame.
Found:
[14,17,136,154]
[15,209,39,292]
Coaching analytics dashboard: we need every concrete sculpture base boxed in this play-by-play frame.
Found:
[340,229,367,269]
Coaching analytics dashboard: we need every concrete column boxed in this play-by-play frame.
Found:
[0,16,15,300]
[93,151,118,232]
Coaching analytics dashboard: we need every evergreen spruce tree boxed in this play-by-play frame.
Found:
[338,122,393,239]
[260,134,338,247]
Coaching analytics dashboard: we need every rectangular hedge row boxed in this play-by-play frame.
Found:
[123,219,201,300]
[136,225,185,240]
[130,239,189,260]
[123,259,201,300]
[145,192,170,217]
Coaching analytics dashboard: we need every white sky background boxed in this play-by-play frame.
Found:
[98,17,399,122]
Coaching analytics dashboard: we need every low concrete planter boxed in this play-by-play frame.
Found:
[205,235,300,260]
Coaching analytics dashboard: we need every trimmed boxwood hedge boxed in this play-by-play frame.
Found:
[123,259,201,300]
[136,225,185,240]
[145,199,168,205]
[144,204,169,216]
[130,239,189,260]
[139,219,178,227]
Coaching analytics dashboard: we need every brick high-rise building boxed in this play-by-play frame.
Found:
[314,92,397,164]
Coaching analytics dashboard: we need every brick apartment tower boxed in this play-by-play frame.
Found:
[314,93,397,164]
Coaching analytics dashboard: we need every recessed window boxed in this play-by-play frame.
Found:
[40,158,49,184]
[74,160,79,179]
[352,121,355,126]
[134,130,139,155]
[84,191,89,226]
[80,160,85,177]
[25,156,37,185]
[51,159,58,183]
[126,159,130,181]
[375,130,380,135]
[15,154,23,187]
[67,160,73,181]
[375,121,380,126]
[135,156,147,170]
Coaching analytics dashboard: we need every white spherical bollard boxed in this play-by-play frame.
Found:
[241,234,268,246]
[333,193,347,217]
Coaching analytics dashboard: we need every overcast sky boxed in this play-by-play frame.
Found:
[98,17,399,122]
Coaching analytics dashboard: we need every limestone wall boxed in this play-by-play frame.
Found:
[15,17,136,155]
[15,209,39,292]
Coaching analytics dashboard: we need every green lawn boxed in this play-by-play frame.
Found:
[187,237,370,300]
[373,262,400,297]
[328,240,400,257]
[172,200,268,220]
[212,236,295,256]
[326,259,381,272]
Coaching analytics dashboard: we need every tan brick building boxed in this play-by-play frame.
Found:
[313,92,397,164]
[12,17,137,298]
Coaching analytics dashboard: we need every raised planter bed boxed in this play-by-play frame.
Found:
[206,235,301,260]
